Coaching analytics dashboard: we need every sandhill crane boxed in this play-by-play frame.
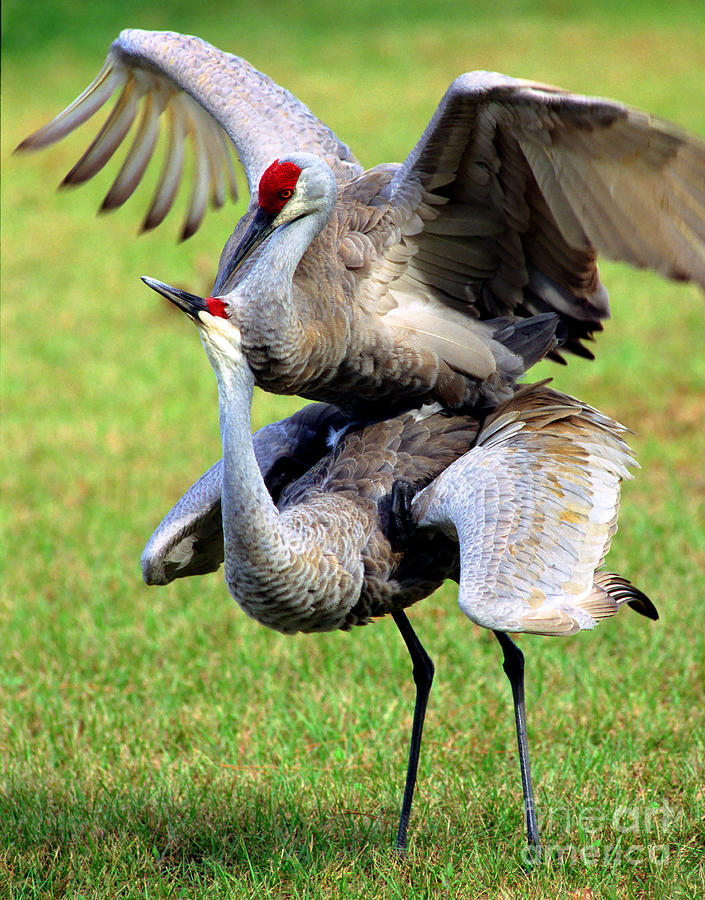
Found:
[17,29,705,414]
[140,275,658,855]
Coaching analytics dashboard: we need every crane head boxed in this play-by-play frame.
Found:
[258,159,303,217]
[141,276,243,363]
[257,154,336,221]
[218,154,337,288]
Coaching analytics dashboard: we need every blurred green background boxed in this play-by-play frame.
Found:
[2,1,704,896]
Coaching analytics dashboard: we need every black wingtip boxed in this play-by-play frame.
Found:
[627,590,659,622]
[604,574,659,621]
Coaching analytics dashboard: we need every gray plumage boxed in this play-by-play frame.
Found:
[18,30,705,414]
[142,402,350,585]
[141,287,656,638]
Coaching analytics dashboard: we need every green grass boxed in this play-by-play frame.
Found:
[2,1,704,896]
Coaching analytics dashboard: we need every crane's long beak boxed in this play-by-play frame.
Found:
[218,206,277,288]
[141,276,208,320]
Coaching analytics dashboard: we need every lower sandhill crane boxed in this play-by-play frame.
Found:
[17,30,705,415]
[141,275,658,855]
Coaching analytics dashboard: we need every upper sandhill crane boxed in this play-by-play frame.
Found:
[141,275,657,855]
[17,30,705,414]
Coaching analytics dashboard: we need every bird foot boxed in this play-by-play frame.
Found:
[389,479,419,549]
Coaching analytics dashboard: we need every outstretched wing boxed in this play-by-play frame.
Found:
[351,72,704,359]
[411,383,642,635]
[17,29,362,239]
[141,402,350,584]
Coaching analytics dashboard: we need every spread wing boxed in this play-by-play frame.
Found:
[16,29,362,239]
[411,383,651,635]
[349,72,704,360]
[141,402,350,584]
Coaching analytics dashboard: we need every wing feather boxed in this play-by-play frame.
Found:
[101,90,163,210]
[141,459,225,585]
[349,71,704,362]
[142,103,186,232]
[181,113,211,241]
[411,384,638,635]
[62,72,142,186]
[17,29,362,237]
[15,59,121,148]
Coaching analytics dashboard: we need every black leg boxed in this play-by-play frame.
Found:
[391,609,435,853]
[494,630,541,861]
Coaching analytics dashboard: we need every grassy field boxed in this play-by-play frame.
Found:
[2,1,704,896]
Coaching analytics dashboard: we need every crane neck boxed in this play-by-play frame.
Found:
[199,320,366,635]
[242,204,332,308]
[201,335,291,577]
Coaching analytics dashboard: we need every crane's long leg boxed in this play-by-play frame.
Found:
[494,630,541,861]
[392,609,434,853]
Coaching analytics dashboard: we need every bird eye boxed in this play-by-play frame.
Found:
[279,188,293,200]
